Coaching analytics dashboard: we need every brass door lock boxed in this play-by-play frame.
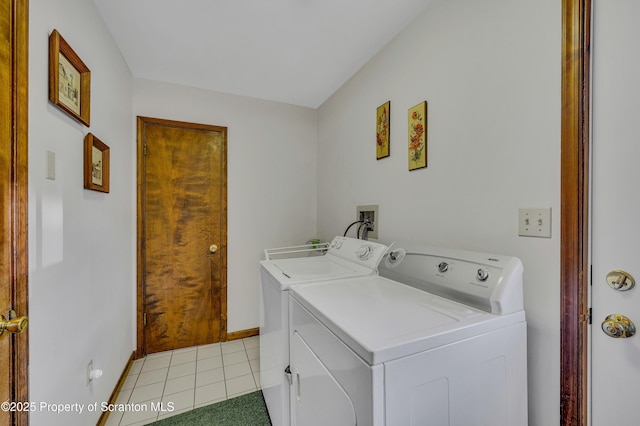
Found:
[606,270,635,291]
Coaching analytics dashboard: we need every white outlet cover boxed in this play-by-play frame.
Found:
[518,208,552,238]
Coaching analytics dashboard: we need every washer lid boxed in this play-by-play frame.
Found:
[290,276,525,365]
[260,256,375,288]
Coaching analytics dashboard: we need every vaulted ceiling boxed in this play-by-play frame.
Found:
[94,0,433,108]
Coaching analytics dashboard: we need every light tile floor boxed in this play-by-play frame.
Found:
[104,336,261,426]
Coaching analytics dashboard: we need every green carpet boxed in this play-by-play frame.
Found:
[149,391,271,425]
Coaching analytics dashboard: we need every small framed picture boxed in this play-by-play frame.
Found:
[49,29,91,126]
[376,101,390,159]
[84,133,110,193]
[408,101,427,171]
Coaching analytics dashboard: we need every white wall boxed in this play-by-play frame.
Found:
[316,0,560,425]
[28,0,135,424]
[133,79,318,332]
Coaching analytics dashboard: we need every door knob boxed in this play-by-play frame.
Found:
[601,314,636,338]
[606,270,635,291]
[209,244,218,253]
[0,310,28,336]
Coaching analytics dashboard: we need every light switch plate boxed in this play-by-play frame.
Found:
[518,208,551,238]
[46,150,56,180]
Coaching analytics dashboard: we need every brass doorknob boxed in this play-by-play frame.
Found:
[602,314,635,338]
[0,313,28,336]
[209,244,218,253]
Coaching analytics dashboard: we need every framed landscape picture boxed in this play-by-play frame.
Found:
[49,29,91,126]
[84,133,110,193]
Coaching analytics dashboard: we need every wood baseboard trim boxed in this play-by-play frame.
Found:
[96,351,136,426]
[226,327,259,341]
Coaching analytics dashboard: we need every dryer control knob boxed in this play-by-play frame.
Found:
[476,268,490,282]
[438,262,449,273]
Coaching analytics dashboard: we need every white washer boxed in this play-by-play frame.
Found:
[288,244,528,426]
[259,236,389,426]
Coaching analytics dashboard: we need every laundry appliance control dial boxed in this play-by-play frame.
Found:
[438,262,449,273]
[357,245,373,260]
[476,268,490,282]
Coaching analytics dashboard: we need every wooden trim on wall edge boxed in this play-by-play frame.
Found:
[11,1,29,424]
[96,351,136,426]
[135,117,145,359]
[560,0,591,425]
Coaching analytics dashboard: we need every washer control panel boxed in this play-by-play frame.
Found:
[328,236,389,270]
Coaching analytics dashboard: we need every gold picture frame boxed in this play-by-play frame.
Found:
[49,29,91,126]
[376,101,390,159]
[408,101,427,171]
[84,133,110,193]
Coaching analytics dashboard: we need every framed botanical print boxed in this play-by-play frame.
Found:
[376,101,390,159]
[84,133,110,193]
[408,101,427,171]
[49,29,91,126]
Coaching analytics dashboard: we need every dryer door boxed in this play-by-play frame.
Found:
[291,332,356,426]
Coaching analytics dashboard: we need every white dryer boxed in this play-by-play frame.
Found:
[288,244,528,426]
[259,236,389,426]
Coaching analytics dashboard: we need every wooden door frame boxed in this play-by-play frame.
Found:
[560,0,591,424]
[136,116,228,358]
[1,0,29,423]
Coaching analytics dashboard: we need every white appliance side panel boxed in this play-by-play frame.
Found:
[384,322,528,426]
[290,296,382,426]
[259,267,290,426]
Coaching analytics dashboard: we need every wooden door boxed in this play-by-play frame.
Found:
[137,117,227,355]
[0,0,29,424]
[590,1,640,424]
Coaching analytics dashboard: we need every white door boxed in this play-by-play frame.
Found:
[591,1,640,424]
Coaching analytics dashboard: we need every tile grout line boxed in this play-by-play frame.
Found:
[191,351,197,410]
[220,346,229,401]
